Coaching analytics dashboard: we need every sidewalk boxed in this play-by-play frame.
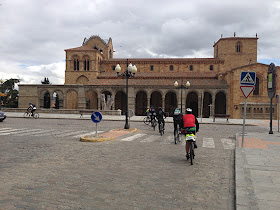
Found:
[3,111,280,209]
[3,111,273,125]
[236,132,280,210]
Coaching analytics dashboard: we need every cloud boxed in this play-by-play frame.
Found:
[0,60,65,84]
[0,0,280,85]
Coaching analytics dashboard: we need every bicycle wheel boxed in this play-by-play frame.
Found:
[143,117,150,125]
[189,142,194,165]
[33,113,39,119]
[23,112,28,118]
[174,129,178,144]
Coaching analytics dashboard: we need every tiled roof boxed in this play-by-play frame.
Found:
[89,77,228,88]
[103,58,224,64]
[98,71,218,79]
[65,45,96,51]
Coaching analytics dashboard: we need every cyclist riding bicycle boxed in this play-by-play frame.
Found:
[149,106,156,122]
[27,103,37,116]
[156,107,166,132]
[182,108,199,159]
[173,108,183,136]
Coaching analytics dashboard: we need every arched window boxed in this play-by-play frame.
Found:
[150,65,154,71]
[83,56,90,71]
[190,65,193,71]
[74,59,79,71]
[236,41,242,53]
[170,65,173,71]
[210,65,214,71]
[112,65,116,71]
[109,50,112,59]
[253,77,260,95]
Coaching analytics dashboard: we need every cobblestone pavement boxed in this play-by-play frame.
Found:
[0,118,238,209]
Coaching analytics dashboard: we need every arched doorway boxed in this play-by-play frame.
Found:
[150,91,162,111]
[135,91,147,116]
[165,92,177,116]
[52,90,64,109]
[215,92,226,114]
[66,90,78,109]
[44,92,50,108]
[203,92,212,118]
[86,90,98,109]
[186,92,198,117]
[115,91,127,114]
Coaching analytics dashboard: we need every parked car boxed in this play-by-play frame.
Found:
[0,111,6,122]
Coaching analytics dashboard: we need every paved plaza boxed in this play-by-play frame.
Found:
[1,112,280,209]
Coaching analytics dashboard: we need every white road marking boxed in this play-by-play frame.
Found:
[122,133,146,141]
[221,138,235,149]
[140,135,161,143]
[15,129,45,136]
[160,135,174,144]
[56,130,87,137]
[72,131,104,138]
[202,137,215,148]
[0,128,13,131]
[0,128,23,133]
[0,128,29,135]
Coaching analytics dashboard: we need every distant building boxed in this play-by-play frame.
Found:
[19,35,280,119]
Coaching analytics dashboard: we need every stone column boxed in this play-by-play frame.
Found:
[199,91,204,118]
[212,92,216,117]
[111,90,115,110]
[77,86,86,109]
[162,94,165,111]
[97,92,101,110]
[147,94,151,108]
[127,87,135,114]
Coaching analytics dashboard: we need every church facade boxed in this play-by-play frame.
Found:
[18,35,280,119]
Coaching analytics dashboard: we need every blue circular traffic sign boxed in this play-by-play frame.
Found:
[91,112,102,123]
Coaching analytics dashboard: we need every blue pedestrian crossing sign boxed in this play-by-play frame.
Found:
[91,112,102,123]
[240,71,256,86]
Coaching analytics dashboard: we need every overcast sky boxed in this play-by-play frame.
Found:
[0,0,280,85]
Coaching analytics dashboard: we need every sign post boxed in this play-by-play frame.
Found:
[267,63,277,134]
[240,71,256,147]
[91,112,102,137]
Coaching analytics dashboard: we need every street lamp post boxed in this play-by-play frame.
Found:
[174,80,190,112]
[115,59,137,129]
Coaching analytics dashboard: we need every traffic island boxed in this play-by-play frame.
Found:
[80,128,138,142]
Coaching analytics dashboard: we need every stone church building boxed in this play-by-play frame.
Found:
[18,35,279,119]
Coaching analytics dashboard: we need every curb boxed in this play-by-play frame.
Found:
[80,128,138,142]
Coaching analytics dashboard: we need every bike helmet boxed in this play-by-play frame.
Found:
[186,108,192,114]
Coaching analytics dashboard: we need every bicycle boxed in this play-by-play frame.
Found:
[23,111,39,119]
[158,121,164,136]
[185,134,196,165]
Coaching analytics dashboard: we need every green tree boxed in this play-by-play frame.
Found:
[41,77,50,84]
[0,78,20,108]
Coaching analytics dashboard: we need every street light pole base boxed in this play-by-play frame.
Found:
[124,123,130,129]
[269,130,273,134]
